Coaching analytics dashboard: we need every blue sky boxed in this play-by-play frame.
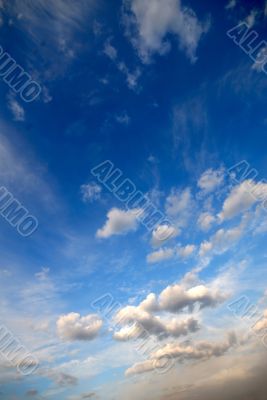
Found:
[0,0,267,399]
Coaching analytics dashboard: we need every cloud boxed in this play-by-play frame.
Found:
[197,168,225,194]
[197,212,216,231]
[199,218,246,258]
[114,302,200,341]
[57,313,103,341]
[147,247,175,263]
[122,0,210,63]
[96,208,141,238]
[115,112,131,125]
[253,309,267,333]
[147,244,196,264]
[103,38,142,90]
[218,180,267,221]
[158,283,226,313]
[113,276,226,345]
[177,244,196,258]
[165,187,194,231]
[125,332,237,376]
[151,224,180,247]
[3,0,96,63]
[7,95,25,122]
[80,182,102,203]
[225,0,237,10]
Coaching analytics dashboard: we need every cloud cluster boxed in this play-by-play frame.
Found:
[113,277,226,346]
[81,183,102,203]
[96,208,141,238]
[198,168,224,194]
[147,244,196,263]
[218,179,267,221]
[122,0,209,63]
[125,332,237,376]
[57,313,103,341]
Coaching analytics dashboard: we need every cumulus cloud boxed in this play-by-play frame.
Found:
[199,219,246,258]
[81,182,102,203]
[218,180,267,221]
[253,309,267,333]
[197,212,216,231]
[198,168,224,194]
[151,224,179,247]
[177,244,196,258]
[57,313,103,341]
[96,208,141,238]
[147,244,196,264]
[158,283,226,313]
[126,332,237,376]
[147,247,175,263]
[122,0,210,63]
[114,304,200,341]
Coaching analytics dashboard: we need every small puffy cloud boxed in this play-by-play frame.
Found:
[253,310,267,333]
[7,95,25,121]
[103,40,118,61]
[198,168,224,194]
[177,244,196,258]
[123,0,209,63]
[165,187,192,221]
[197,212,216,231]
[225,0,236,9]
[218,180,267,221]
[151,224,179,246]
[199,220,245,258]
[81,182,102,203]
[96,208,141,238]
[115,111,131,125]
[147,244,196,263]
[147,247,175,264]
[57,312,103,341]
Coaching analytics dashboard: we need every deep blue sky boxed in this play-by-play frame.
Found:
[0,1,267,399]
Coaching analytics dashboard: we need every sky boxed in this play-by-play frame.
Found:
[0,0,267,399]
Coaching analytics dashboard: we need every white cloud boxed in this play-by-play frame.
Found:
[165,187,194,230]
[218,180,267,221]
[177,244,196,258]
[159,283,226,313]
[198,168,224,194]
[96,208,141,238]
[147,244,196,264]
[225,0,237,10]
[125,332,237,376]
[147,247,175,264]
[123,0,210,63]
[103,40,118,61]
[57,313,103,341]
[103,38,141,90]
[114,305,199,341]
[199,219,246,258]
[7,95,25,121]
[198,212,216,231]
[151,224,179,246]
[244,9,258,28]
[80,182,102,203]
